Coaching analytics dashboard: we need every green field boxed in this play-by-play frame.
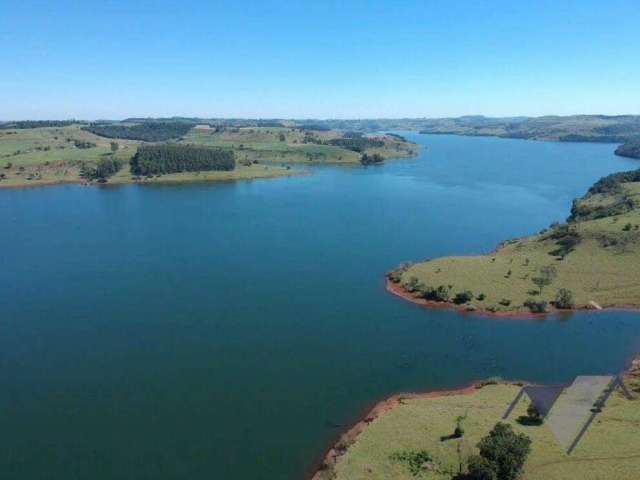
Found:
[391,179,640,314]
[321,361,640,480]
[183,126,417,165]
[0,124,417,188]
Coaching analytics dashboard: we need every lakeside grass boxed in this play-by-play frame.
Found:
[0,125,417,188]
[395,182,640,314]
[327,361,640,480]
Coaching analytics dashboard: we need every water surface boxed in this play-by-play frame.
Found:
[1,133,639,479]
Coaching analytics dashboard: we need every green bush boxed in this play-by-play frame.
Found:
[469,423,531,480]
[453,291,474,304]
[554,288,575,309]
[389,450,433,476]
[360,153,384,165]
[524,299,548,314]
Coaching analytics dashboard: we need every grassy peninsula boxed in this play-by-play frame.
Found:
[316,358,640,480]
[388,169,640,315]
[0,121,418,189]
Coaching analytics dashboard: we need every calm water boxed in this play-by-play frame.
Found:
[1,133,639,480]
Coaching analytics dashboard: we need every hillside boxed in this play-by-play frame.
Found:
[616,142,640,159]
[317,359,640,480]
[388,170,640,315]
[0,123,417,188]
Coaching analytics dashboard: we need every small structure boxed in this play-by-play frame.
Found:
[503,375,633,454]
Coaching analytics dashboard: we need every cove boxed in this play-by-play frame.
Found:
[1,133,639,480]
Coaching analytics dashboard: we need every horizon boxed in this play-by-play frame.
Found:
[3,0,640,120]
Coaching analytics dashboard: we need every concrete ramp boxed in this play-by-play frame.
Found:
[546,376,614,451]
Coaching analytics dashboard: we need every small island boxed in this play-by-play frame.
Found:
[387,169,640,316]
[0,121,418,189]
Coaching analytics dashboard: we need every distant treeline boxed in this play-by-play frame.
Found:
[130,144,235,175]
[328,136,384,152]
[0,120,77,129]
[84,122,193,142]
[615,142,640,159]
[298,124,332,131]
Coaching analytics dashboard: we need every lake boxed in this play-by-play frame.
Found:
[1,133,639,480]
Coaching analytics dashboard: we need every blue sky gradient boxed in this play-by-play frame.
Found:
[2,0,639,119]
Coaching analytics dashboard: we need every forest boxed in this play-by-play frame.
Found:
[130,144,236,175]
[84,122,193,142]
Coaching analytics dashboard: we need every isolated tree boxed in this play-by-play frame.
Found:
[278,133,286,142]
[554,288,575,309]
[531,266,556,295]
[110,141,119,153]
[469,422,531,480]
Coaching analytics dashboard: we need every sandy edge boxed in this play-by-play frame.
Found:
[310,356,640,480]
[386,279,640,319]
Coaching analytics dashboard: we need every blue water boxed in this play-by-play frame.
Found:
[1,133,639,479]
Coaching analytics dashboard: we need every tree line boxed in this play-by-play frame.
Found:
[328,136,384,152]
[84,122,193,142]
[0,120,77,129]
[130,144,235,176]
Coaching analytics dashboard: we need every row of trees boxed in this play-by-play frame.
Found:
[328,136,384,152]
[84,122,193,142]
[130,144,235,175]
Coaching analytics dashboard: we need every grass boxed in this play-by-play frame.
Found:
[329,361,640,480]
[396,182,640,314]
[183,126,418,165]
[0,125,417,188]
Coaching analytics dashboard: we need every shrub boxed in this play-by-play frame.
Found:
[389,450,433,476]
[468,455,496,480]
[527,403,543,423]
[469,423,531,480]
[499,298,511,307]
[623,223,633,231]
[73,140,96,149]
[554,288,575,309]
[477,293,486,301]
[453,291,474,304]
[524,299,548,314]
[423,285,451,302]
[360,153,384,165]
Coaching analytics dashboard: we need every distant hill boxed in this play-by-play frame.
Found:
[418,115,640,143]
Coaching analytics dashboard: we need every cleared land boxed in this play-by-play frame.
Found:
[390,179,640,315]
[0,124,417,189]
[319,360,640,480]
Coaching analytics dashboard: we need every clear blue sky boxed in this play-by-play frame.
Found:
[2,0,639,120]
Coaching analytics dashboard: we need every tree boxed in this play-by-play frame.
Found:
[468,455,496,480]
[360,153,384,165]
[470,423,531,480]
[526,403,542,424]
[110,142,119,153]
[278,133,286,142]
[531,266,556,295]
[554,288,575,309]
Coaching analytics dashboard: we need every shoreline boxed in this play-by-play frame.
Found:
[0,167,307,190]
[310,355,640,480]
[386,279,640,319]
[309,380,521,480]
